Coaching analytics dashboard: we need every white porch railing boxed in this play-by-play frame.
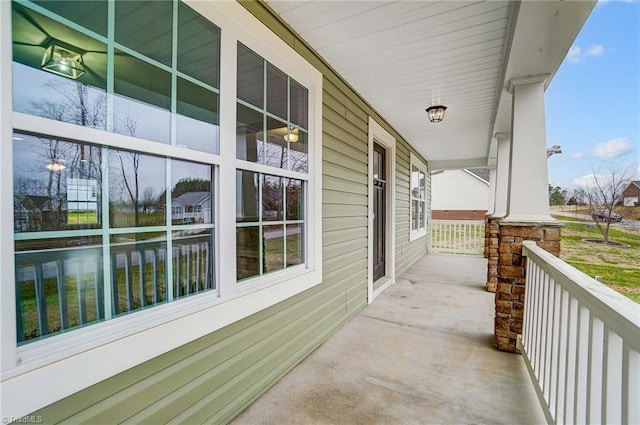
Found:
[520,241,640,425]
[429,219,485,255]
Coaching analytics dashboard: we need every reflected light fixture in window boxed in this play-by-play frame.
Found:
[46,158,66,172]
[41,41,86,80]
[284,127,299,143]
[425,105,447,123]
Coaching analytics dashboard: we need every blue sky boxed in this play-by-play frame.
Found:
[545,0,639,190]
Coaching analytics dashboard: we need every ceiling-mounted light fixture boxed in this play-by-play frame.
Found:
[284,126,299,143]
[46,158,66,172]
[425,105,447,123]
[41,40,86,80]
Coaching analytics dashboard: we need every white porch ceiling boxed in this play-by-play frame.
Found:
[266,0,595,170]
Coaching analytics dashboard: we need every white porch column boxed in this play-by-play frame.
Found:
[504,75,554,222]
[492,132,510,218]
[487,167,497,216]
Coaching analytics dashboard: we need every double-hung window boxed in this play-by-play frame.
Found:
[2,0,322,416]
[410,153,428,240]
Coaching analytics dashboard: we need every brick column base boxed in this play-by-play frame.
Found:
[484,215,490,258]
[485,218,500,292]
[495,222,562,352]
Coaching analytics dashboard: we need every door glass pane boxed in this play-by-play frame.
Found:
[266,63,287,120]
[262,175,283,221]
[178,2,220,88]
[290,78,308,128]
[108,150,166,228]
[237,43,263,108]
[237,226,260,280]
[115,0,173,66]
[176,77,219,153]
[13,133,102,232]
[264,225,284,274]
[171,160,213,225]
[236,104,263,162]
[236,170,259,223]
[109,231,167,316]
[286,224,303,267]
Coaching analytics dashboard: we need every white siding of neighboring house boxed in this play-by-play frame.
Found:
[431,170,489,211]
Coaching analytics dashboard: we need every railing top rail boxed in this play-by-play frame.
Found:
[430,219,485,225]
[522,241,640,346]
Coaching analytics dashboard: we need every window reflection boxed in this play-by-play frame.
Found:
[176,77,219,153]
[171,160,213,225]
[236,170,259,223]
[267,64,287,120]
[172,229,215,297]
[178,2,220,88]
[236,104,263,162]
[237,43,264,108]
[13,133,102,233]
[109,150,166,228]
[237,226,260,280]
[263,175,283,221]
[290,79,308,127]
[286,179,304,221]
[286,223,304,267]
[264,225,284,274]
[265,117,288,169]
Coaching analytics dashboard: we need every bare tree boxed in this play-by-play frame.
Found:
[580,162,635,243]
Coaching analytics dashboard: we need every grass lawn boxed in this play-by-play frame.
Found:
[559,221,640,303]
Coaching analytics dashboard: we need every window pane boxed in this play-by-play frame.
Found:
[265,117,287,169]
[173,229,215,297]
[110,231,167,316]
[411,165,420,198]
[264,225,284,274]
[237,226,260,280]
[178,2,220,88]
[263,175,283,221]
[266,63,287,120]
[286,224,303,267]
[290,78,308,128]
[411,200,418,231]
[13,134,102,232]
[15,237,104,344]
[289,129,308,173]
[236,170,259,223]
[171,160,213,225]
[114,50,171,143]
[237,43,263,108]
[236,104,263,162]
[176,77,219,153]
[420,201,426,229]
[286,179,303,221]
[115,0,173,66]
[33,0,108,37]
[109,150,166,228]
[419,171,426,200]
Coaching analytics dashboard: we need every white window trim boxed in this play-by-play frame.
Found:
[409,152,428,242]
[0,1,323,419]
[367,117,396,304]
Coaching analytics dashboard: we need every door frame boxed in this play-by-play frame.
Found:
[367,117,396,304]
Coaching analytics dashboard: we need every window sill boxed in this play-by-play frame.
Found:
[409,229,427,242]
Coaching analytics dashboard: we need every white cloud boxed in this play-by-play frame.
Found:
[591,138,633,158]
[567,44,605,64]
[574,138,633,159]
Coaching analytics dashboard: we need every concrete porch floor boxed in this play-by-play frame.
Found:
[231,254,545,425]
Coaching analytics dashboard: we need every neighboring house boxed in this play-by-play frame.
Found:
[13,195,67,232]
[172,191,212,224]
[623,181,640,206]
[431,169,490,220]
[0,0,595,422]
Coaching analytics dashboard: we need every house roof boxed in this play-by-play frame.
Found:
[630,181,640,190]
[466,168,490,184]
[172,191,211,207]
[266,1,595,170]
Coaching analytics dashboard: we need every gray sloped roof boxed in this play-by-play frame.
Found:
[466,168,490,183]
[172,191,211,207]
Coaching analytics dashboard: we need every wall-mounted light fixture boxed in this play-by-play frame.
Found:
[546,145,562,158]
[426,105,447,123]
[46,158,66,172]
[41,40,86,80]
[283,126,299,143]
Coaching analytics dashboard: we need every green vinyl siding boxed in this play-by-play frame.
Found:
[31,1,429,423]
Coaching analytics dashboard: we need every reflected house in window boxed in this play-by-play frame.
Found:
[67,178,98,224]
[14,195,67,232]
[171,191,212,224]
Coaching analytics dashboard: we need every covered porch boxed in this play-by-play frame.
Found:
[232,253,546,424]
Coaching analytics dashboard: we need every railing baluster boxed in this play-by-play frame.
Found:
[625,346,640,424]
[575,305,589,424]
[125,253,134,311]
[605,330,623,424]
[76,259,87,324]
[564,297,578,425]
[56,259,68,330]
[35,263,48,337]
[588,318,604,423]
[554,288,569,423]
